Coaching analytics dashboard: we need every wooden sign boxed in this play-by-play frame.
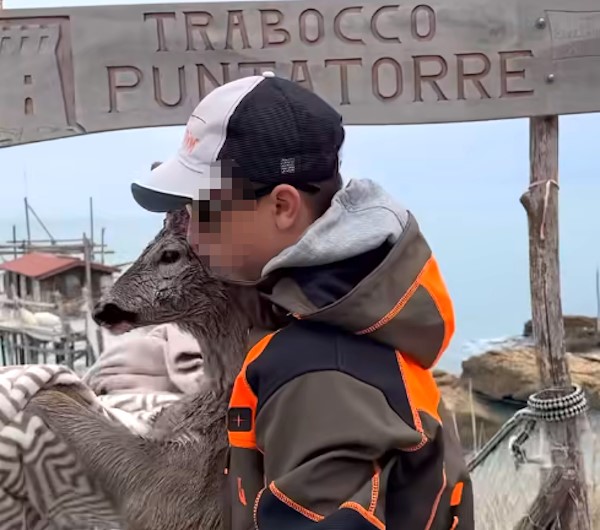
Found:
[1,0,600,147]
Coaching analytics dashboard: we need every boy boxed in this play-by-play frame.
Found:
[131,72,473,530]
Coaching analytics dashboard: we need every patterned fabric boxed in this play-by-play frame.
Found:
[0,364,180,530]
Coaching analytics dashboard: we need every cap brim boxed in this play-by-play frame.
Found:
[131,183,191,213]
[131,157,204,213]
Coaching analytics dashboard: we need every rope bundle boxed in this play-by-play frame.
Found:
[526,385,588,422]
[467,385,588,472]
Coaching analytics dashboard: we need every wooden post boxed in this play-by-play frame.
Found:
[83,234,103,358]
[101,227,106,264]
[595,266,599,336]
[11,226,16,260]
[89,197,95,262]
[24,198,31,248]
[54,291,68,365]
[518,116,590,529]
[0,333,6,367]
[83,233,93,305]
[23,334,30,364]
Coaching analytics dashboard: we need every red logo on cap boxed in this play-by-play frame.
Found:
[183,127,199,154]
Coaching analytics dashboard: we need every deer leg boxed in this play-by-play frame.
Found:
[27,388,153,505]
[28,389,223,530]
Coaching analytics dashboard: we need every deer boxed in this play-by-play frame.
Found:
[28,208,282,530]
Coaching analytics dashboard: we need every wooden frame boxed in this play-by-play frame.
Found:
[0,0,595,526]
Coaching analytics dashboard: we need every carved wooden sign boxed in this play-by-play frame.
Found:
[1,0,600,147]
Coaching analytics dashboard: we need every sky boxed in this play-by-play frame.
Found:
[1,0,600,370]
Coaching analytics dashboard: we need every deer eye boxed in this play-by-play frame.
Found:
[159,249,181,265]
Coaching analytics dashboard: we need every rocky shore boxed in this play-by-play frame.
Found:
[437,315,600,449]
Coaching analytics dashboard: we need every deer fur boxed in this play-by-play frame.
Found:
[28,209,280,530]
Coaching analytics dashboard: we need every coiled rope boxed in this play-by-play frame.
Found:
[467,385,588,472]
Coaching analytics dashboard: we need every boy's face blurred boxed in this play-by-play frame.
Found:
[186,182,313,282]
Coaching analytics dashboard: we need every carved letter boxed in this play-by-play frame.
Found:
[299,9,324,45]
[456,52,491,99]
[291,60,314,91]
[153,66,186,108]
[196,64,232,99]
[411,5,436,41]
[334,7,365,44]
[144,12,176,52]
[371,5,401,43]
[372,57,403,101]
[185,12,215,51]
[413,55,448,102]
[499,50,534,97]
[238,62,277,76]
[260,9,291,48]
[226,10,252,50]
[325,58,362,105]
[107,66,143,113]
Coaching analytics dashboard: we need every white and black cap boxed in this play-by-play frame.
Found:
[131,72,344,212]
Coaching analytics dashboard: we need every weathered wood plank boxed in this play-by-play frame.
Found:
[518,116,590,529]
[2,0,600,146]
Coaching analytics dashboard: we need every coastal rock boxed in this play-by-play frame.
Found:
[523,315,599,353]
[461,346,600,408]
[434,370,510,448]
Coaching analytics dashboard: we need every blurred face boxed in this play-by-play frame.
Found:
[186,182,314,282]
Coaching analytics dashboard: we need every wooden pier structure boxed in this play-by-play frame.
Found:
[0,197,119,365]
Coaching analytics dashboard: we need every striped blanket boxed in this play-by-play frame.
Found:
[0,364,180,530]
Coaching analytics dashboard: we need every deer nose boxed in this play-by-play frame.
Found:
[92,301,137,327]
[92,300,115,326]
[92,301,108,326]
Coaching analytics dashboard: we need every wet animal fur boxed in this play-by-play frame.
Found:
[28,209,279,530]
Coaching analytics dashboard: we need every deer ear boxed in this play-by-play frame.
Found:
[165,208,189,236]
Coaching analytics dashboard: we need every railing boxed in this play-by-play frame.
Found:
[0,328,94,371]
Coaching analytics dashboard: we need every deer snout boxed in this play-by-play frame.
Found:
[93,300,138,335]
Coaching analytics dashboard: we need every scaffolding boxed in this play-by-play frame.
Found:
[0,196,117,363]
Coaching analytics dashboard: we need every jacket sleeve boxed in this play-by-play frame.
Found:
[253,369,445,530]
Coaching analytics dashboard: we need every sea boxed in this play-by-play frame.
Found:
[1,212,597,375]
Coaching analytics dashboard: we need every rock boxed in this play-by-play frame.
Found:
[566,351,600,409]
[461,346,600,408]
[523,315,600,353]
[461,347,537,403]
[434,369,512,449]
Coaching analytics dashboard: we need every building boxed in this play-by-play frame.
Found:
[0,252,119,304]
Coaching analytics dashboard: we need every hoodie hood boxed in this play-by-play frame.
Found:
[259,179,455,370]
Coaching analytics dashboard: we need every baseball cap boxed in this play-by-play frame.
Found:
[131,72,345,213]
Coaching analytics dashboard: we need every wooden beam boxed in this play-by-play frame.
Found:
[0,297,56,310]
[0,248,115,255]
[518,116,590,529]
[0,243,109,249]
[6,238,90,243]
